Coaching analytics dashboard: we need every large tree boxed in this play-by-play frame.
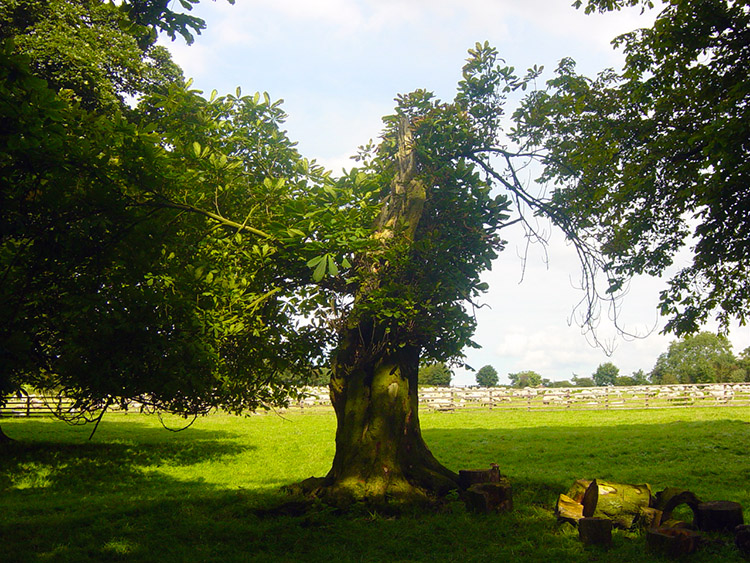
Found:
[2,0,529,503]
[306,53,529,502]
[1,0,341,436]
[512,0,750,337]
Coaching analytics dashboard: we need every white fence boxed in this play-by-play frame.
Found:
[294,383,750,412]
[4,383,749,418]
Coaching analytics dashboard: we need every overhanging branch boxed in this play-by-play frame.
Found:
[146,199,273,239]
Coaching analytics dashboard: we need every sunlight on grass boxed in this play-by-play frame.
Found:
[12,462,54,489]
[102,538,136,556]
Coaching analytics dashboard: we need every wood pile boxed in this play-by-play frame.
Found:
[555,479,746,557]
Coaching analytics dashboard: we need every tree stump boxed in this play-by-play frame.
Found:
[734,524,750,559]
[646,527,701,557]
[582,480,653,529]
[578,517,612,548]
[458,464,501,489]
[463,480,513,513]
[556,493,584,525]
[694,501,744,532]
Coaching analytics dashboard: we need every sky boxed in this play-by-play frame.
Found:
[161,0,748,386]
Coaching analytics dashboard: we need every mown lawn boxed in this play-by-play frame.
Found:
[1,406,749,562]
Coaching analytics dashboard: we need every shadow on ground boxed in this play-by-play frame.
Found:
[0,417,747,562]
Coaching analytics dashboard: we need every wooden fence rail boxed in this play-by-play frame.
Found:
[294,383,750,412]
[4,383,750,418]
[0,394,77,418]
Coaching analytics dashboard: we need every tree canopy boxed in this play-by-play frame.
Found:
[0,0,354,420]
[513,0,750,337]
[592,362,619,386]
[650,332,744,384]
[418,363,452,387]
[475,365,499,387]
[508,370,542,388]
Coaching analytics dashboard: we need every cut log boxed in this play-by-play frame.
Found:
[458,464,501,489]
[578,517,612,548]
[636,507,664,530]
[582,479,653,529]
[653,487,702,522]
[646,527,701,557]
[694,501,744,532]
[556,493,584,525]
[566,479,592,504]
[463,479,513,514]
[734,524,750,558]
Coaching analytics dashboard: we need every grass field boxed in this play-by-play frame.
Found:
[1,406,749,562]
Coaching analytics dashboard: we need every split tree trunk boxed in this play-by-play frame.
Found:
[582,480,652,529]
[306,117,460,504]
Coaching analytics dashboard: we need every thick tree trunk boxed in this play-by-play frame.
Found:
[295,117,459,505]
[315,327,458,504]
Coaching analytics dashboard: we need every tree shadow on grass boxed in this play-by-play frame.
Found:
[1,417,748,562]
[0,419,251,494]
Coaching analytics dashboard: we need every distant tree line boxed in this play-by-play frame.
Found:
[469,333,749,388]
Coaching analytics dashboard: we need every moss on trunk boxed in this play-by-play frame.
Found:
[302,327,458,506]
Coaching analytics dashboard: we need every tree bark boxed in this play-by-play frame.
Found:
[296,117,462,505]
[582,480,653,529]
[318,331,458,504]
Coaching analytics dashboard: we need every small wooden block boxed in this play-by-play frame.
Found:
[463,480,513,514]
[578,517,612,547]
[646,527,701,557]
[695,500,744,532]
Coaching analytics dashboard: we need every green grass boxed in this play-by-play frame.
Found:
[1,407,749,562]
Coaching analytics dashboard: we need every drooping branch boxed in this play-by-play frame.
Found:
[146,198,273,239]
[468,150,647,351]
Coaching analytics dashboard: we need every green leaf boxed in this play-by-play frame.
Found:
[313,259,327,282]
[326,255,339,276]
[306,256,325,268]
[192,141,201,157]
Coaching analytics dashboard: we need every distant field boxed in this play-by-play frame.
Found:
[1,407,749,562]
